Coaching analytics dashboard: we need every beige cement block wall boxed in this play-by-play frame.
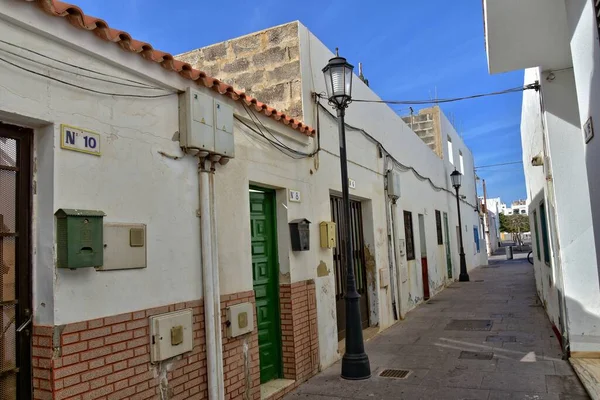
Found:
[177,22,303,120]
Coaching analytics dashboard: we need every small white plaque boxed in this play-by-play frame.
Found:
[349,179,356,189]
[585,117,594,144]
[289,189,301,203]
[61,124,101,156]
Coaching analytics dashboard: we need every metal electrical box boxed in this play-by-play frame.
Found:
[289,219,311,251]
[179,87,235,157]
[98,223,147,271]
[319,221,336,249]
[386,169,402,200]
[55,209,105,269]
[226,303,254,338]
[150,309,193,362]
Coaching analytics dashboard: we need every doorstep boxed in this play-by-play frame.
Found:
[260,378,295,400]
[570,358,600,399]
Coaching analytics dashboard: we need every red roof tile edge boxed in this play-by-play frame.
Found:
[24,0,315,136]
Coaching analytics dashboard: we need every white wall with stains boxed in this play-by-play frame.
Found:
[298,23,487,366]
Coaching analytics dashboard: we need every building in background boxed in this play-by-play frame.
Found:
[483,0,600,386]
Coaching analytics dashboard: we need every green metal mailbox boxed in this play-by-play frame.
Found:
[55,209,105,269]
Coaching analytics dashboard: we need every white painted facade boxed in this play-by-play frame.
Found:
[484,0,600,354]
[0,3,487,386]
[297,24,487,363]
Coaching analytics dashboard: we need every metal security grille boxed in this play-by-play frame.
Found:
[330,196,368,340]
[379,369,411,379]
[1,124,32,399]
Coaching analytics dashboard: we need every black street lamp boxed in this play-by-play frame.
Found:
[450,169,470,282]
[323,49,371,380]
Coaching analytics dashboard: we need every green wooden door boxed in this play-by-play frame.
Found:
[443,212,453,279]
[249,190,282,384]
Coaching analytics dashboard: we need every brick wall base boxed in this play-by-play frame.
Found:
[220,291,260,400]
[33,300,207,400]
[31,282,318,400]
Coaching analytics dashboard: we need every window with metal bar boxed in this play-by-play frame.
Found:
[435,210,443,245]
[404,211,415,260]
[533,210,541,261]
[539,202,551,265]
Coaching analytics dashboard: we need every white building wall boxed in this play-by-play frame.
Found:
[298,23,487,365]
[522,64,600,352]
[565,0,600,288]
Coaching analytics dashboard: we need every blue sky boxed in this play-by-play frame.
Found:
[74,0,526,203]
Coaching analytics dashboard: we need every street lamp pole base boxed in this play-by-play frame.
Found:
[458,253,469,282]
[341,352,371,380]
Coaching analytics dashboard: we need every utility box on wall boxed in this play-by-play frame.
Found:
[226,303,254,338]
[55,209,105,269]
[289,219,311,251]
[149,309,193,362]
[179,87,234,157]
[319,221,336,248]
[98,223,147,271]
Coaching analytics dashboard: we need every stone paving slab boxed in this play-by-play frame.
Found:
[285,255,589,400]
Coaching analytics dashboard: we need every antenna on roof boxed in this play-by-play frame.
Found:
[358,62,370,87]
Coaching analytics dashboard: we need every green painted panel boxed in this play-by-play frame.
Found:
[249,190,282,384]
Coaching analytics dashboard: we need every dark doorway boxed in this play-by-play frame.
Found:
[0,123,33,400]
[330,196,369,341]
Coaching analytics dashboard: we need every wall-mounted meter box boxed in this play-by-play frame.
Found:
[149,309,193,362]
[386,169,402,200]
[55,209,105,269]
[289,218,311,251]
[179,87,235,157]
[226,303,254,338]
[319,221,336,249]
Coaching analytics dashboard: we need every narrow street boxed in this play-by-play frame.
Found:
[286,252,589,400]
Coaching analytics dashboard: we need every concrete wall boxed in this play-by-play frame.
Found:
[521,64,600,352]
[177,22,303,120]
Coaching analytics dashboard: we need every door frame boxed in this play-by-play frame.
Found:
[249,186,283,382]
[330,195,369,341]
[0,122,33,399]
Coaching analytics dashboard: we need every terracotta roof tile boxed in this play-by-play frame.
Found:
[21,0,316,136]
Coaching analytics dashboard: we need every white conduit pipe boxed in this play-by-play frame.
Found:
[209,157,225,399]
[198,156,221,400]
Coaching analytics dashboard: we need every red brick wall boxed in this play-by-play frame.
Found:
[280,280,319,383]
[32,283,319,400]
[32,300,207,400]
[220,291,260,400]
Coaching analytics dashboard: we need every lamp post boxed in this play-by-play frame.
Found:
[451,169,470,282]
[323,49,371,380]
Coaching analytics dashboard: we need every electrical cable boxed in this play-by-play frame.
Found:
[239,103,318,158]
[0,55,174,98]
[317,83,540,106]
[0,46,168,91]
[234,115,316,159]
[0,39,164,89]
[317,102,478,208]
[475,161,523,169]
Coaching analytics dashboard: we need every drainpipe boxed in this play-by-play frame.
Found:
[209,155,226,399]
[384,161,399,320]
[198,154,224,400]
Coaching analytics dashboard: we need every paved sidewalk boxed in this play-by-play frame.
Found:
[286,253,589,399]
